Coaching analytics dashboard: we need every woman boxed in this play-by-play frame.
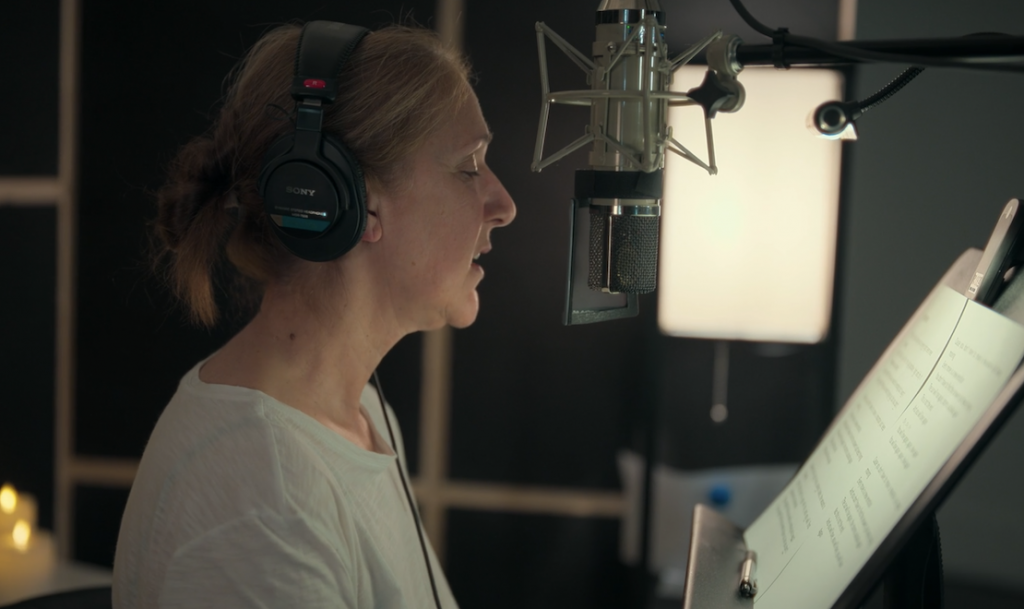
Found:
[113,20,515,608]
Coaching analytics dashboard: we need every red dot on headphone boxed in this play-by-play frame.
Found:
[303,79,327,89]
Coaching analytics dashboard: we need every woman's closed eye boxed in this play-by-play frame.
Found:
[459,154,481,179]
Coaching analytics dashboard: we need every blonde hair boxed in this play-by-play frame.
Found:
[153,24,473,326]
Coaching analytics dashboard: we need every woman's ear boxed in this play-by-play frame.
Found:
[361,189,383,243]
[361,209,382,243]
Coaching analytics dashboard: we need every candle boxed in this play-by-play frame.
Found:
[12,521,30,550]
[0,484,37,536]
[0,484,55,603]
[0,484,14,512]
[0,526,56,602]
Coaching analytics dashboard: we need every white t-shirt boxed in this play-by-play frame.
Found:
[113,361,456,609]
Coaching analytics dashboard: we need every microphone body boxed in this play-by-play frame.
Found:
[585,1,667,294]
[579,170,662,293]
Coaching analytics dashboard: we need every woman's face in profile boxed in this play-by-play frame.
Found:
[374,92,516,332]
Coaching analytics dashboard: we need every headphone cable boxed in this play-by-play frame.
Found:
[372,370,444,609]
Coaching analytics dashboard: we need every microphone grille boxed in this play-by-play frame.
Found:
[588,208,659,294]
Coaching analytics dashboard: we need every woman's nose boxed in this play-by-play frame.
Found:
[487,174,516,227]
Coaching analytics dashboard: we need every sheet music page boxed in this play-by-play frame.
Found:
[745,286,1024,609]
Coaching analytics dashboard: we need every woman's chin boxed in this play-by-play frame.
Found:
[445,292,480,329]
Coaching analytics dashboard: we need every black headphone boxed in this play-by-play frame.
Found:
[258,21,370,262]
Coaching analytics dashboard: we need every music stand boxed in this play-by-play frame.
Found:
[681,200,1024,609]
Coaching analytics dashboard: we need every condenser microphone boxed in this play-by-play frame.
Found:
[533,0,744,321]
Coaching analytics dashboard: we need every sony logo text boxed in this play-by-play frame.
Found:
[285,186,316,196]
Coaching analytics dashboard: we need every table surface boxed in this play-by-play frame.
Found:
[0,561,112,606]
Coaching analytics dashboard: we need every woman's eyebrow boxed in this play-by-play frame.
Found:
[465,133,493,152]
[455,133,493,163]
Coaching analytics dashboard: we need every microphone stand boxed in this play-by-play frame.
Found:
[677,33,1024,144]
[734,34,1024,68]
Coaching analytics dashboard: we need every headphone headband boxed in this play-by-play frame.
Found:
[291,21,369,103]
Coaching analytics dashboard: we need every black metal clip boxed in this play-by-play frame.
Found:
[968,198,1024,306]
[739,550,758,598]
[772,27,790,69]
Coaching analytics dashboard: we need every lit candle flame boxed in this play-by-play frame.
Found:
[12,519,31,550]
[0,484,16,514]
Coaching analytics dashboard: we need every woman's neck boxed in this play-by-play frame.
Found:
[199,280,403,452]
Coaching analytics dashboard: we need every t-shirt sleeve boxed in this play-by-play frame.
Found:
[157,510,353,609]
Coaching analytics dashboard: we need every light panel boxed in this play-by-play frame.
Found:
[658,67,844,343]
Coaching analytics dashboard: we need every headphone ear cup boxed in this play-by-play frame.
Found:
[320,131,368,251]
[258,131,367,262]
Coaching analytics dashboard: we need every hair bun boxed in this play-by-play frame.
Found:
[156,136,233,251]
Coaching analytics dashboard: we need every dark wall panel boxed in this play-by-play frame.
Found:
[73,485,130,567]
[74,1,435,459]
[0,0,59,175]
[655,340,835,470]
[454,0,648,491]
[378,333,423,475]
[658,0,839,46]
[0,207,56,530]
[445,509,628,609]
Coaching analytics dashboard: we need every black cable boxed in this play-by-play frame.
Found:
[727,0,773,37]
[857,66,924,115]
[727,0,1024,73]
[372,370,444,609]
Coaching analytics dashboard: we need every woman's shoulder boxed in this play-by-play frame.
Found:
[114,365,363,607]
[133,365,392,523]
